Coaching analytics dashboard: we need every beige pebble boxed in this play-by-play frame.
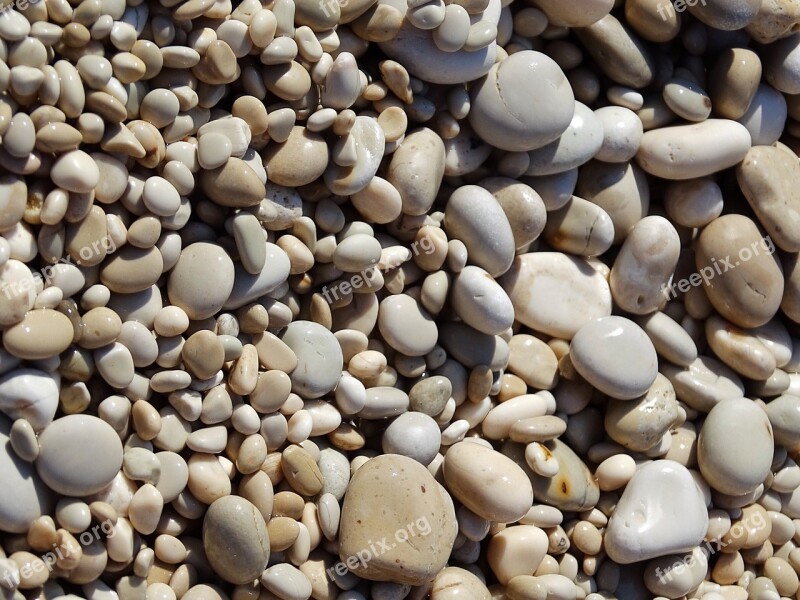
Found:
[444,441,533,523]
[203,495,270,584]
[636,119,752,180]
[486,525,548,585]
[3,308,74,360]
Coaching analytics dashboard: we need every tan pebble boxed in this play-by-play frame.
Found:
[79,306,122,349]
[281,444,324,496]
[574,14,655,88]
[182,331,225,380]
[100,247,164,294]
[187,453,231,504]
[696,214,782,329]
[444,441,533,523]
[267,516,300,551]
[3,308,73,360]
[200,158,266,208]
[705,314,776,380]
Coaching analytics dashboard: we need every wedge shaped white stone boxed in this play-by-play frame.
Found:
[604,460,708,564]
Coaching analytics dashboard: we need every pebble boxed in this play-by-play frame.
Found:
[604,460,708,564]
[339,454,458,585]
[36,414,123,496]
[695,214,783,329]
[378,294,438,357]
[202,495,270,584]
[500,252,612,339]
[604,373,678,451]
[167,243,235,320]
[698,397,774,496]
[382,411,441,464]
[636,119,752,180]
[281,320,343,398]
[609,216,681,314]
[737,144,800,252]
[3,308,74,360]
[468,50,574,152]
[0,368,59,432]
[443,441,533,523]
[0,415,52,533]
[387,128,445,216]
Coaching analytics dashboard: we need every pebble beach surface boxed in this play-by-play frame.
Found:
[5,0,800,600]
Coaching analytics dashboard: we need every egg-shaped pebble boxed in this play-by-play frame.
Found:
[695,214,783,329]
[444,185,516,277]
[382,411,441,465]
[378,294,438,357]
[443,441,533,523]
[569,316,658,400]
[167,243,235,320]
[698,397,774,496]
[451,266,514,336]
[203,495,270,584]
[36,415,123,496]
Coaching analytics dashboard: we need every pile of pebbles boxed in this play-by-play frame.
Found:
[5,0,800,599]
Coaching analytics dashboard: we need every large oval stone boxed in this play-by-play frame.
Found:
[339,454,457,585]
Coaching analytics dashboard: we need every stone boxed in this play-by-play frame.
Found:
[339,454,457,584]
[2,309,74,361]
[443,441,533,522]
[468,50,574,152]
[203,495,270,584]
[167,243,235,320]
[605,374,679,452]
[737,144,800,252]
[698,397,774,496]
[636,119,752,180]
[695,214,783,329]
[0,414,52,533]
[451,266,514,336]
[444,185,516,277]
[604,460,708,564]
[500,252,612,339]
[36,414,123,497]
[281,320,342,398]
